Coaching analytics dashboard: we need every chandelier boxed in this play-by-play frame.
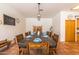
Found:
[37,3,43,21]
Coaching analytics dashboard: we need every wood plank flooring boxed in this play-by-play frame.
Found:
[0,44,19,55]
[57,42,79,55]
[1,42,79,55]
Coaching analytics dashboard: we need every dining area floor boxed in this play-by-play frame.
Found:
[57,42,79,55]
[1,41,79,55]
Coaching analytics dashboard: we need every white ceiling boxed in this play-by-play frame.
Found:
[7,3,79,18]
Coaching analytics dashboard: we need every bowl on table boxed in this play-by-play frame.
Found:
[33,38,42,43]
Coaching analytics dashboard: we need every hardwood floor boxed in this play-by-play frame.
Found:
[57,42,79,55]
[0,44,19,55]
[1,42,79,55]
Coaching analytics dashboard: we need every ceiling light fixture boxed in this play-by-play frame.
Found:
[37,3,43,21]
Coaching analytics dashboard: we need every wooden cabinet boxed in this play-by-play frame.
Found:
[65,20,75,42]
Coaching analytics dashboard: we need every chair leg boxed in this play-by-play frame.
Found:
[23,48,28,55]
[54,50,57,54]
[53,49,57,54]
[19,48,24,55]
[19,48,28,55]
[49,48,54,55]
[49,48,57,55]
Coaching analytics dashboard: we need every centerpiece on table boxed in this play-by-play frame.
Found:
[33,38,42,43]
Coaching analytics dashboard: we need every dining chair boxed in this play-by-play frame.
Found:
[33,26,42,33]
[53,34,59,43]
[47,31,52,37]
[25,32,29,36]
[16,34,28,55]
[49,34,59,55]
[25,31,31,36]
[33,26,36,32]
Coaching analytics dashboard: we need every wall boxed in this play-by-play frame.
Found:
[25,18,53,32]
[52,12,61,35]
[0,4,26,40]
[60,11,79,42]
[0,4,78,42]
[52,11,79,42]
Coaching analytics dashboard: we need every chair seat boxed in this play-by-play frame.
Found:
[18,43,26,48]
[49,45,56,48]
[18,39,26,48]
[49,39,57,48]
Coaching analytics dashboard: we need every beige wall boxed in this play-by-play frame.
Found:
[52,12,61,35]
[52,11,79,42]
[25,18,53,32]
[1,4,79,42]
[60,11,79,42]
[0,4,26,40]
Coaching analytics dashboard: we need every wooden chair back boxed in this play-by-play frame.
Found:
[47,31,52,37]
[25,32,31,36]
[33,26,42,33]
[16,34,24,42]
[53,34,59,43]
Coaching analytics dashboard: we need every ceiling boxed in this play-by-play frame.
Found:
[7,3,79,18]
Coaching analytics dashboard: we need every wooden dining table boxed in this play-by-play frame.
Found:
[25,34,56,55]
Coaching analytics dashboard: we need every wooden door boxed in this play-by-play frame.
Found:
[77,33,79,42]
[77,18,79,28]
[77,18,79,42]
[65,20,75,42]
